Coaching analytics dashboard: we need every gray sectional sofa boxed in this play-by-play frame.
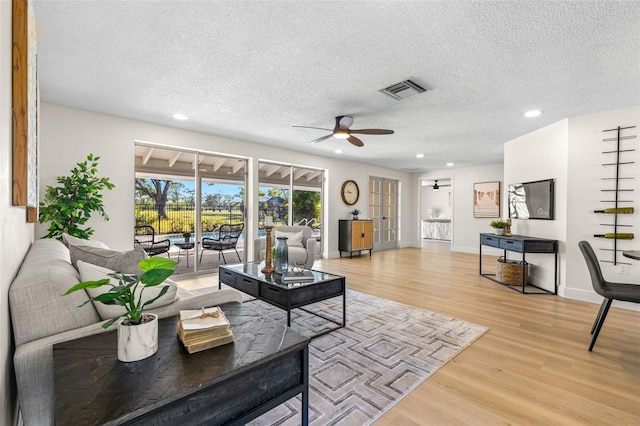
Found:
[9,238,243,426]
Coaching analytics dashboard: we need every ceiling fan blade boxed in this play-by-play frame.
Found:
[309,134,333,145]
[350,129,394,135]
[293,125,333,131]
[347,135,364,147]
[336,115,353,129]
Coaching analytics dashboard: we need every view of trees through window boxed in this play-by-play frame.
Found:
[257,162,323,233]
[135,178,244,234]
[134,178,321,235]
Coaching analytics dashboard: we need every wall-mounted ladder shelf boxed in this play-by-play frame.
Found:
[593,125,637,265]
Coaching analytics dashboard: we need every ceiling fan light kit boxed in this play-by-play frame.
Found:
[334,129,349,139]
[294,115,394,147]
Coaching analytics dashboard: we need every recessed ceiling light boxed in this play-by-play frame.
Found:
[416,153,424,158]
[334,149,343,154]
[172,113,188,120]
[446,162,454,167]
[524,110,542,118]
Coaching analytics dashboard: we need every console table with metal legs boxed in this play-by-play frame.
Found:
[479,233,558,295]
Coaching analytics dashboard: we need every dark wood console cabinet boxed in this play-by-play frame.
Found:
[479,233,558,295]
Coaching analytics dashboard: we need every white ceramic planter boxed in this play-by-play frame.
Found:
[494,228,504,236]
[117,313,158,362]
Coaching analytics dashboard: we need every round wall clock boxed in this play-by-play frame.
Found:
[341,180,360,205]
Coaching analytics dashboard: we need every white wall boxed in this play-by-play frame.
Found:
[504,119,569,293]
[1,2,36,424]
[415,164,504,252]
[565,106,640,307]
[38,103,416,259]
[504,106,640,310]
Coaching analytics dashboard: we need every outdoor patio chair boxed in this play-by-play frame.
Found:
[200,223,244,264]
[134,225,171,257]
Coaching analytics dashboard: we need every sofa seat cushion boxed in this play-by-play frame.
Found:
[77,260,179,321]
[9,239,100,346]
[70,245,148,274]
[150,286,244,319]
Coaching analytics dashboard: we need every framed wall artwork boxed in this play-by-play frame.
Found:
[12,0,39,222]
[473,181,500,218]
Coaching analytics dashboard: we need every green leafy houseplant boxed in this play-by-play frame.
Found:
[39,153,115,241]
[65,257,178,329]
[489,220,510,229]
[351,209,361,216]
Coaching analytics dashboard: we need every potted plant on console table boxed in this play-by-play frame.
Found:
[489,219,510,236]
[65,257,178,362]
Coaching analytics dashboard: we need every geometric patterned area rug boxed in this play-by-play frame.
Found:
[246,289,489,425]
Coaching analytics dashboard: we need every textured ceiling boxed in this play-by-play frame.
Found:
[33,1,640,172]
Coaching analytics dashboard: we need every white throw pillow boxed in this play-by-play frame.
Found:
[76,260,178,321]
[274,230,304,248]
[62,233,109,249]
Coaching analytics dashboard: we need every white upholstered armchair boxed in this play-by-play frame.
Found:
[253,225,317,269]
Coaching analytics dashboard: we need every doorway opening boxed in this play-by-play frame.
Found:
[420,178,452,243]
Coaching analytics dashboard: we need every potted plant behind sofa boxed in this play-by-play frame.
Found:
[489,219,510,236]
[65,257,178,362]
[39,153,115,241]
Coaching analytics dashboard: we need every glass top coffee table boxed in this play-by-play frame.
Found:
[219,263,346,338]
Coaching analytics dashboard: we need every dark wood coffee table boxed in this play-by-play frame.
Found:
[219,263,346,338]
[53,303,309,425]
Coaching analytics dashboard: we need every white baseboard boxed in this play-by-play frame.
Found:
[562,287,640,311]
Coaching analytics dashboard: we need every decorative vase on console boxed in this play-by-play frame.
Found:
[274,237,289,274]
[504,219,512,237]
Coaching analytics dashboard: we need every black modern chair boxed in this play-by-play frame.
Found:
[200,223,244,264]
[134,225,171,257]
[578,241,640,351]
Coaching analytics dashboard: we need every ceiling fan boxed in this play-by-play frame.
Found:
[425,180,452,191]
[293,115,394,147]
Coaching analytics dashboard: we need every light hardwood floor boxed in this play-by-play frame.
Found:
[179,242,640,425]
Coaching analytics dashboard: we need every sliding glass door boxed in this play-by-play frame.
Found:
[258,161,323,243]
[134,144,246,276]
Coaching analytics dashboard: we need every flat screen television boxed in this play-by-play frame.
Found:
[508,179,554,220]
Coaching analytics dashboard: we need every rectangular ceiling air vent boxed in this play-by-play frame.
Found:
[380,79,427,100]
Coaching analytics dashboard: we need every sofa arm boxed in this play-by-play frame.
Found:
[304,237,317,269]
[14,321,111,426]
[254,237,266,262]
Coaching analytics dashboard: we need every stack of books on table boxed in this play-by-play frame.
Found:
[281,270,315,282]
[177,306,234,354]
